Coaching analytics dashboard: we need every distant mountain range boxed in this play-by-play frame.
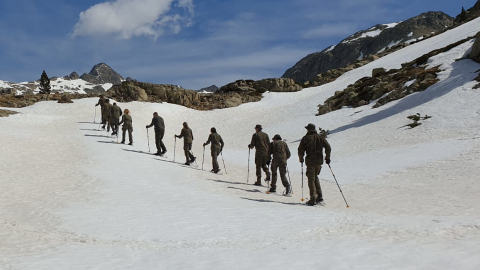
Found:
[0,63,125,95]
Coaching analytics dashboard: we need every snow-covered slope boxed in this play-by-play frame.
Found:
[1,17,480,270]
[0,78,113,95]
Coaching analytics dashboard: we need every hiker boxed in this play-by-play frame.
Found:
[203,127,224,173]
[175,122,196,165]
[248,124,271,186]
[119,109,133,145]
[110,102,122,136]
[268,134,291,194]
[146,112,167,156]
[95,95,106,128]
[298,123,331,206]
[102,99,113,132]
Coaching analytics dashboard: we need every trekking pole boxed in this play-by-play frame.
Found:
[94,106,97,123]
[328,164,350,208]
[173,137,177,162]
[202,145,205,171]
[221,152,227,174]
[247,148,251,183]
[146,128,151,153]
[301,162,305,202]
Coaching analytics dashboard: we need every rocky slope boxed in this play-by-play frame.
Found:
[283,11,455,83]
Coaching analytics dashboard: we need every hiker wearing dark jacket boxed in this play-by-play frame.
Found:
[146,112,167,155]
[248,124,271,186]
[95,95,106,126]
[119,109,133,145]
[268,134,291,194]
[298,123,331,206]
[175,122,196,165]
[110,102,122,136]
[204,127,224,173]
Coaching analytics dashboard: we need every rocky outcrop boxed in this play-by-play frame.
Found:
[57,94,74,103]
[64,72,80,80]
[84,85,106,95]
[315,36,476,116]
[198,85,218,93]
[468,32,480,63]
[80,63,124,85]
[455,0,480,24]
[0,93,98,108]
[0,109,18,117]
[106,81,198,107]
[218,78,302,94]
[283,11,454,83]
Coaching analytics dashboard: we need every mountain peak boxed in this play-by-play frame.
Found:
[80,63,124,85]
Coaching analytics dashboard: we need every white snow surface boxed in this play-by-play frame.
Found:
[0,78,113,95]
[2,17,480,270]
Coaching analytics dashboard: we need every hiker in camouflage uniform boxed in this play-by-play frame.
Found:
[102,99,113,132]
[95,95,106,128]
[175,122,196,165]
[298,123,331,206]
[203,127,224,173]
[146,112,167,156]
[248,124,271,186]
[110,102,122,136]
[268,134,291,194]
[119,109,133,145]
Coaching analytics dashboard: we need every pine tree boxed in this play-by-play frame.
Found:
[39,70,51,98]
[458,6,468,22]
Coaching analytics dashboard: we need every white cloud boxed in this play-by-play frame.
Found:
[72,0,194,39]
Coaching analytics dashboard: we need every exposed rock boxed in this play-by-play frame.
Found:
[455,0,480,24]
[57,94,74,103]
[0,109,19,117]
[314,36,476,116]
[67,72,80,80]
[218,78,302,94]
[198,85,219,93]
[80,63,124,85]
[469,32,480,63]
[84,85,106,95]
[283,11,454,83]
[372,68,387,77]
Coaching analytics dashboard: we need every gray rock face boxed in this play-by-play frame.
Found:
[66,72,79,80]
[84,85,106,95]
[218,78,302,94]
[469,32,480,63]
[198,85,218,93]
[283,11,454,83]
[80,63,124,85]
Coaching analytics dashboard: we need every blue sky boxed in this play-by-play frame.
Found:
[0,0,477,89]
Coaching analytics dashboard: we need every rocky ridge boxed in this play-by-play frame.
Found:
[283,11,455,84]
[316,36,476,116]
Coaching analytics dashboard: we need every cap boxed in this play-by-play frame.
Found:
[305,123,316,131]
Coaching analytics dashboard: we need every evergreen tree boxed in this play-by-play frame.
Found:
[457,6,468,22]
[39,70,51,97]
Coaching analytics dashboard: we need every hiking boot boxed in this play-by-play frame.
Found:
[154,152,162,156]
[253,181,262,186]
[316,197,325,206]
[268,187,276,193]
[184,162,191,166]
[128,142,133,146]
[213,169,221,174]
[285,186,292,196]
[190,156,196,163]
[210,169,215,172]
[120,141,125,144]
[305,200,316,206]
[161,150,167,155]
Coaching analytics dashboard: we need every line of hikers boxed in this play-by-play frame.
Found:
[96,95,332,206]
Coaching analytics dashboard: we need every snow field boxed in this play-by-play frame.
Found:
[1,16,480,270]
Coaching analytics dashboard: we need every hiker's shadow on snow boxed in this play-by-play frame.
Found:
[329,60,477,134]
[207,179,250,186]
[84,134,109,138]
[80,128,101,131]
[227,186,263,193]
[97,141,118,144]
[240,197,302,206]
[78,121,97,124]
